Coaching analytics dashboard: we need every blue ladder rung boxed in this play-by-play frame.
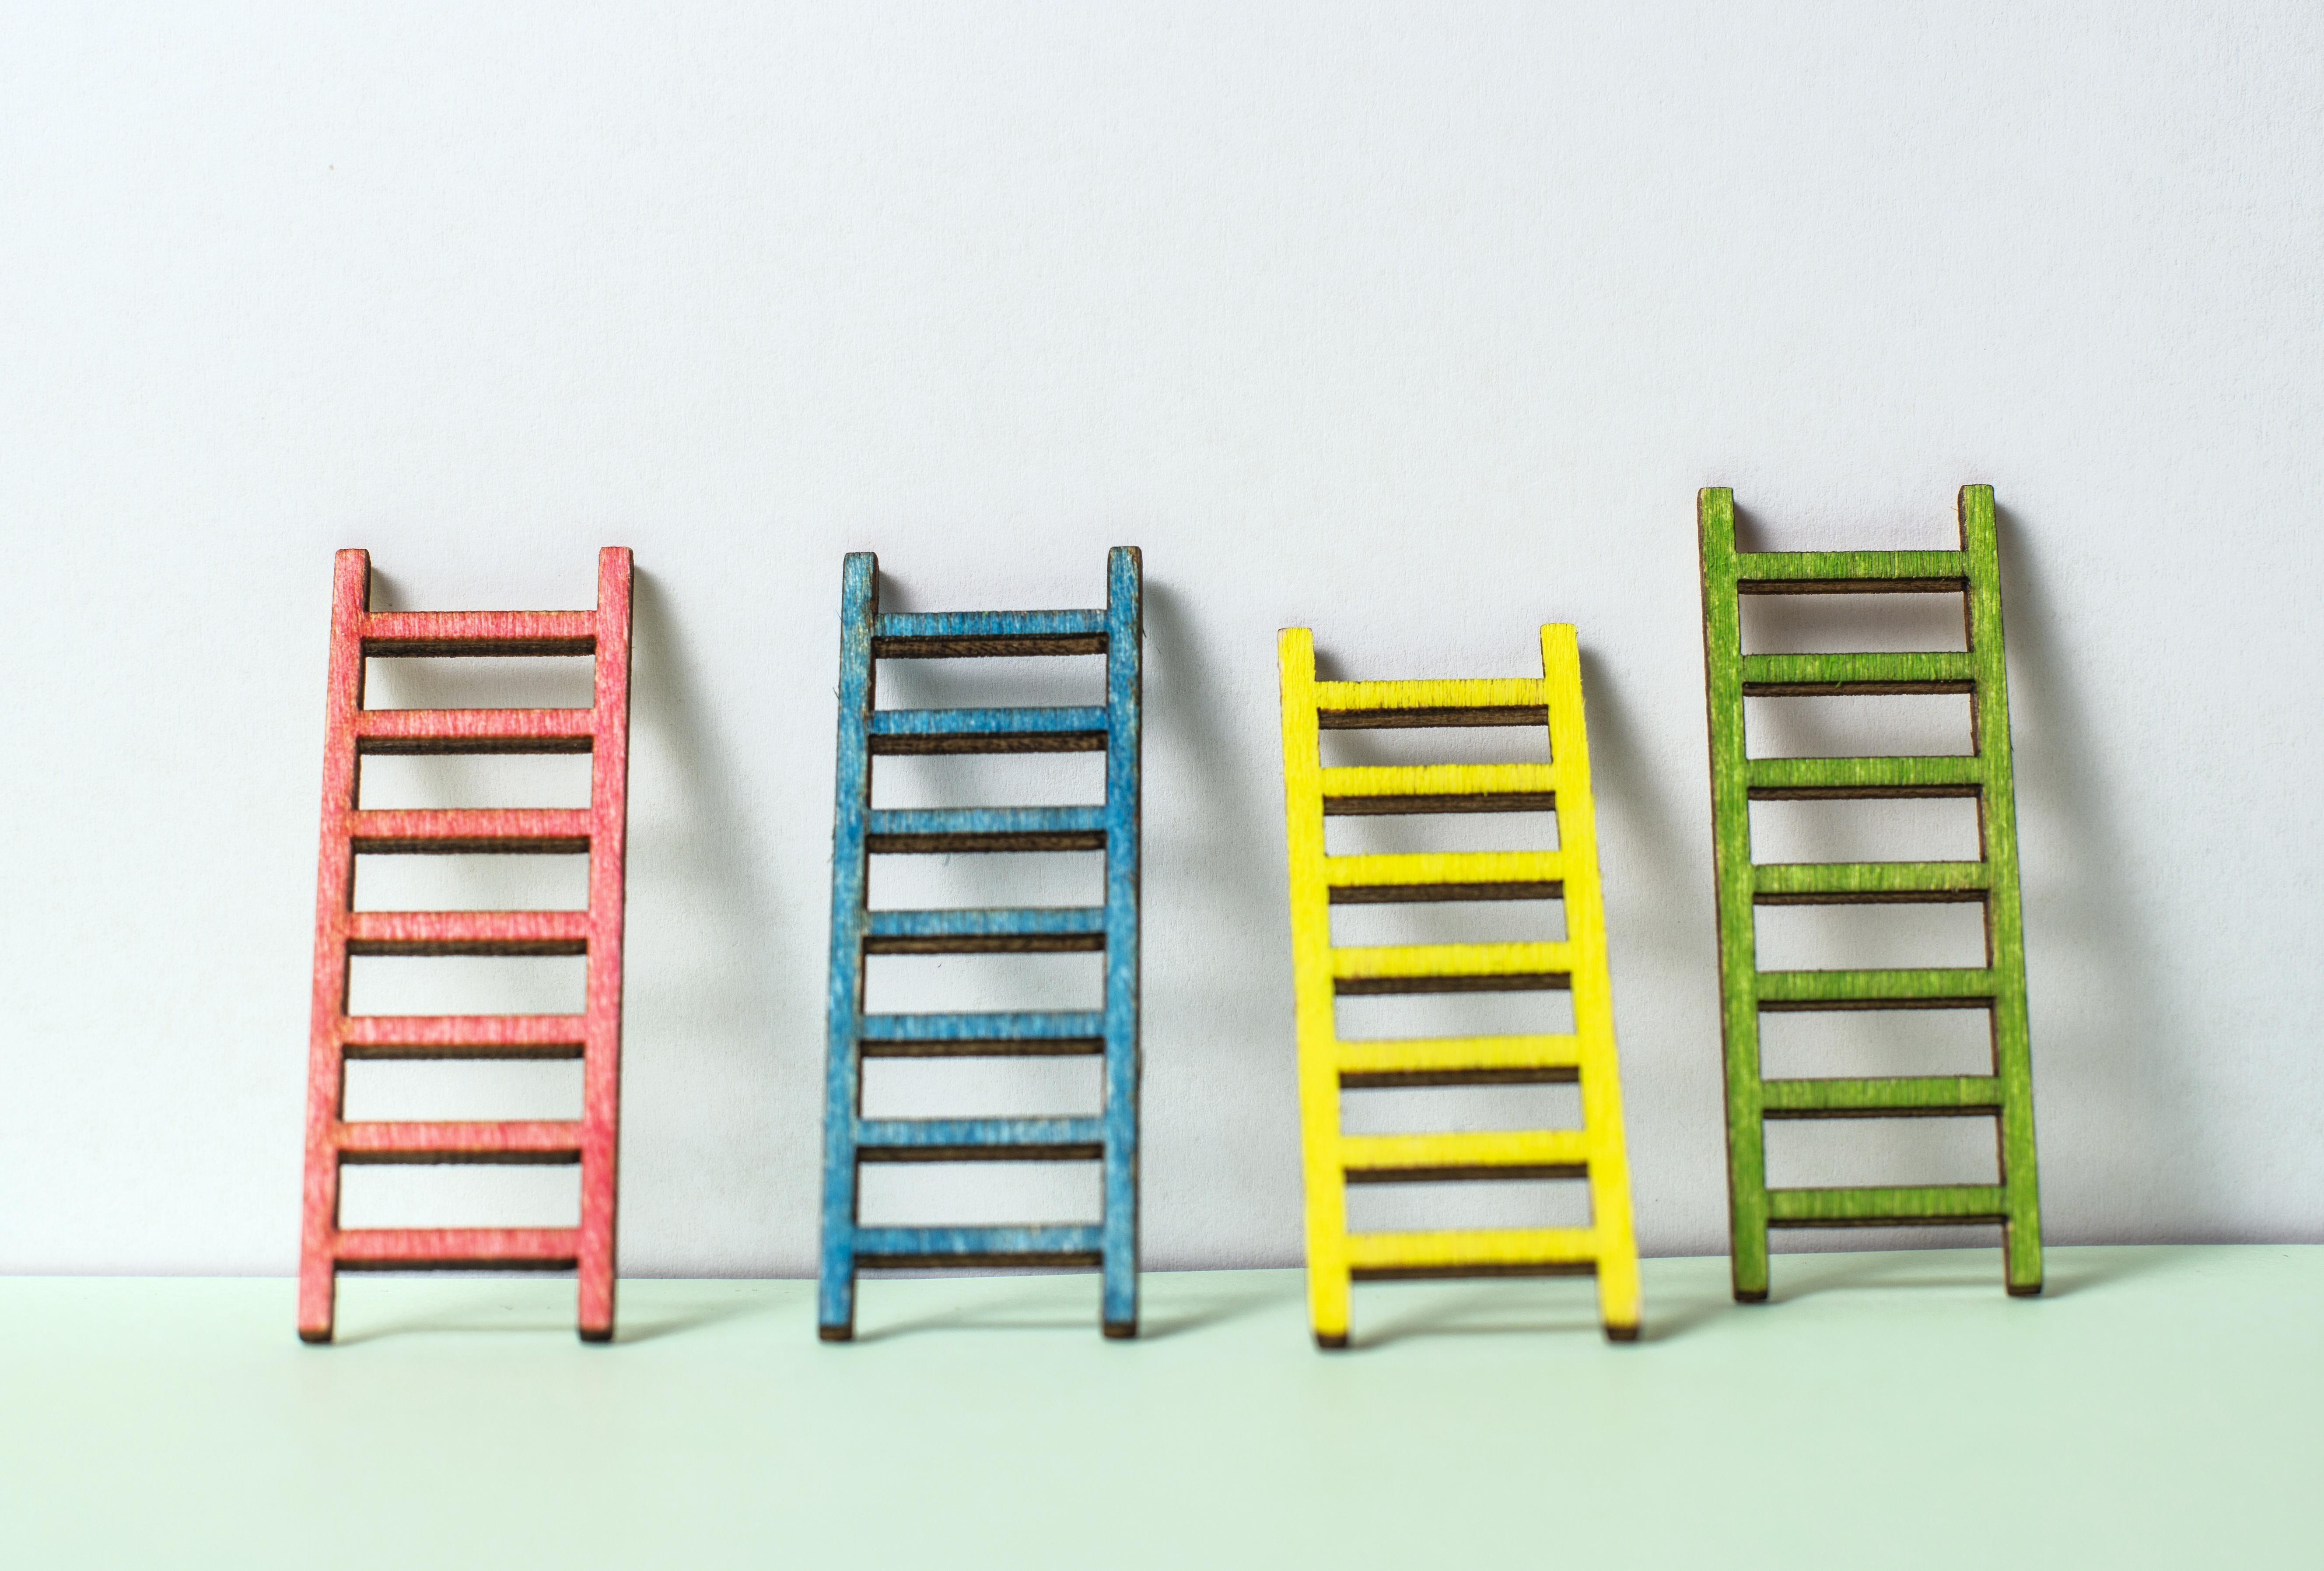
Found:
[868,706,1110,755]
[862,906,1107,954]
[860,1010,1107,1056]
[875,610,1108,658]
[853,1225,1105,1265]
[864,805,1108,853]
[856,1116,1105,1160]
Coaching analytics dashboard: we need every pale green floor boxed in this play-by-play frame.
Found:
[4,1247,2315,1568]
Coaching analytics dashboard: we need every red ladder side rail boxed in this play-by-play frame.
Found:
[298,548,634,1344]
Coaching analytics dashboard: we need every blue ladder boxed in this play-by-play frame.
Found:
[819,548,1143,1340]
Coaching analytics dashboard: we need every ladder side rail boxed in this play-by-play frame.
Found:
[576,547,634,1342]
[819,553,879,1339]
[1960,486,2044,1293]
[1540,625,1642,1338]
[1278,630,1351,1347]
[1099,547,1143,1336]
[1698,488,1772,1301]
[299,549,373,1343]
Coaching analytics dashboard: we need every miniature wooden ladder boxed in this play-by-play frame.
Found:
[298,548,634,1343]
[819,549,1142,1340]
[1279,626,1642,1348]
[1698,486,2042,1300]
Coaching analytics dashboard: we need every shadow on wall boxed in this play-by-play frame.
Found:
[626,568,805,1264]
[1141,579,1304,1268]
[1993,505,2213,1242]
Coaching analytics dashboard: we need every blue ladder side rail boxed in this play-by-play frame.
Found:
[819,547,1142,1340]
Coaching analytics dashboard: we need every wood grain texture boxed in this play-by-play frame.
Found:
[1698,486,2042,1302]
[1279,626,1642,1347]
[297,548,634,1344]
[819,550,1144,1340]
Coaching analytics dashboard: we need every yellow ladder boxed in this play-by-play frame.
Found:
[1278,626,1641,1347]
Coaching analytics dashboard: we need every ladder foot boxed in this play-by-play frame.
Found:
[2007,1281,2044,1298]
[1314,1331,1350,1351]
[297,1328,333,1346]
[578,1326,614,1344]
[1733,1287,1769,1304]
[1102,1320,1138,1340]
[1604,1322,1640,1343]
[818,1323,855,1343]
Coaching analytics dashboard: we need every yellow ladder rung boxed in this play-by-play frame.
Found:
[1313,677,1548,715]
[1346,1227,1602,1274]
[1331,942,1574,985]
[1339,1129,1590,1176]
[1334,1034,1586,1080]
[1323,851,1565,891]
[1319,763,1558,803]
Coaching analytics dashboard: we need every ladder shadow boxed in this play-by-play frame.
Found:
[1993,506,2217,1246]
[1348,1282,1621,1350]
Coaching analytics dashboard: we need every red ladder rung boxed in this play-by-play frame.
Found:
[334,1119,584,1163]
[340,1013,590,1058]
[361,609,598,656]
[334,1227,582,1269]
[348,808,591,853]
[352,707,598,755]
[343,908,592,955]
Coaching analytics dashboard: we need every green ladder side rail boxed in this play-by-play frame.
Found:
[1698,485,2042,1301]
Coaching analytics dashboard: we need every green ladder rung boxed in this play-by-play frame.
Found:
[1700,484,2044,1301]
[1757,967,1998,1009]
[1753,861,1991,903]
[1740,651,1978,694]
[1734,549,1969,590]
[1767,1185,2009,1225]
[1745,755,1987,798]
[1763,1076,2005,1116]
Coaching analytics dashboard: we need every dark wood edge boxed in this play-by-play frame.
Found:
[1324,793,1557,816]
[1330,881,1563,905]
[1336,972,1572,996]
[861,933,1107,955]
[1318,706,1547,729]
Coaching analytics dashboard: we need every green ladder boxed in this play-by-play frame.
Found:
[1698,485,2042,1301]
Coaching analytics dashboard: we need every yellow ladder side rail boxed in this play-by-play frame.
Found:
[1540,624,1642,1335]
[1279,629,1353,1344]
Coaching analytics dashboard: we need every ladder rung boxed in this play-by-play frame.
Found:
[346,808,592,854]
[859,1010,1106,1056]
[352,708,597,755]
[1740,651,1978,695]
[1325,851,1563,903]
[861,906,1106,954]
[1753,861,1990,904]
[851,1224,1103,1267]
[1767,1185,2009,1226]
[1332,942,1574,995]
[343,909,591,956]
[1341,1130,1588,1181]
[340,1013,589,1059]
[873,610,1108,659]
[867,706,1109,755]
[334,1226,580,1269]
[1336,1034,1583,1086]
[855,1117,1104,1161]
[1762,1076,2006,1118]
[864,806,1107,854]
[332,1120,584,1163]
[1345,1227,1600,1278]
[361,610,598,656]
[1314,677,1547,729]
[1757,968,1999,1010]
[1733,550,1970,593]
[1745,754,1984,800]
[1319,763,1558,815]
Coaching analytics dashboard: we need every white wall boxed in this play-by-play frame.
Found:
[4,2,2319,1275]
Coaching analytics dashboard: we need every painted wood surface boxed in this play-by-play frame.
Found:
[1698,486,2042,1301]
[1278,625,1642,1347]
[819,549,1143,1340]
[298,547,634,1343]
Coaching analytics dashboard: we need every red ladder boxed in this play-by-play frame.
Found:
[298,548,634,1343]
